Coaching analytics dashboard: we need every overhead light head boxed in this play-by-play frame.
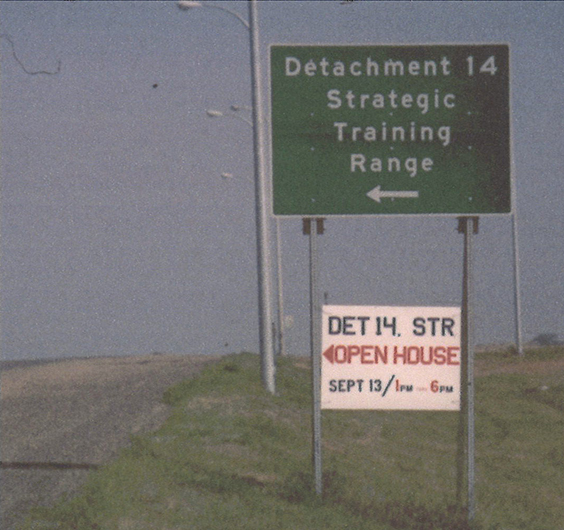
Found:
[177,1,203,11]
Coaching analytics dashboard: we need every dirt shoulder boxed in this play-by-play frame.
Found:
[1,353,221,530]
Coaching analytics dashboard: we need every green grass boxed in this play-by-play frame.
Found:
[19,347,564,530]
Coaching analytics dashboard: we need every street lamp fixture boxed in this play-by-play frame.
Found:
[177,1,202,9]
[177,1,250,29]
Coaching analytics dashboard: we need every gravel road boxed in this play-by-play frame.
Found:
[1,353,220,530]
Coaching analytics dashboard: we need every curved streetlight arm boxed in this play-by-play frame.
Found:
[206,109,253,127]
[206,108,253,127]
[231,104,253,112]
[221,172,254,185]
[177,1,250,29]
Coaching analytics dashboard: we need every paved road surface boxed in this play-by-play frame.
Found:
[1,353,220,530]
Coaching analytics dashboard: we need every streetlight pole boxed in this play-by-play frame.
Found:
[275,217,286,356]
[178,0,276,393]
[511,163,524,356]
[209,107,286,358]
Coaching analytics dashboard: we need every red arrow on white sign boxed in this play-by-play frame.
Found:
[323,345,335,364]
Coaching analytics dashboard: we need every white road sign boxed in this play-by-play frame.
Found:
[321,305,461,410]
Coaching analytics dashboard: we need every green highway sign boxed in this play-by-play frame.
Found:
[270,45,511,216]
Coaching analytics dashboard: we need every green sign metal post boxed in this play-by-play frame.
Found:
[271,45,510,216]
[304,218,324,497]
[457,216,479,521]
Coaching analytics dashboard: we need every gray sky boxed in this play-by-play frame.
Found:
[1,1,563,360]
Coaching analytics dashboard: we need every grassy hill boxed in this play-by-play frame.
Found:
[19,347,564,530]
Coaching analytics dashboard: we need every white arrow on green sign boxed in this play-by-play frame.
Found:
[367,186,419,203]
